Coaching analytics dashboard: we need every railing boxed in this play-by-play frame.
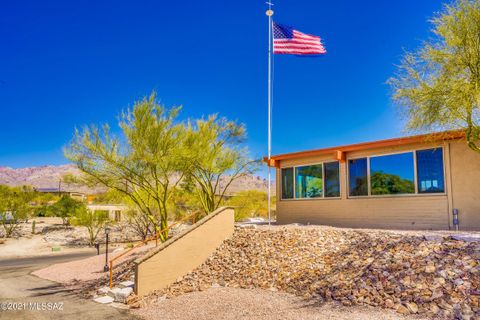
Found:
[108,211,200,288]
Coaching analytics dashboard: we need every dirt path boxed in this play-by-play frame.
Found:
[134,287,424,320]
[0,250,139,320]
[32,243,154,285]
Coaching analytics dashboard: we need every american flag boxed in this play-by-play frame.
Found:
[273,22,326,55]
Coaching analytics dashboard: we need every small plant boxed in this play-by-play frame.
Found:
[32,220,36,234]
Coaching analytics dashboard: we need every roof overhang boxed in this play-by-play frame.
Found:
[263,130,465,167]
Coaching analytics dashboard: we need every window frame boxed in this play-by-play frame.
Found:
[280,167,294,200]
[347,157,370,197]
[347,147,446,199]
[416,147,446,194]
[280,160,341,201]
[323,161,341,198]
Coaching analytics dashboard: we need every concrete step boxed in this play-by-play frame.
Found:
[93,295,115,304]
[106,287,134,303]
[118,280,135,289]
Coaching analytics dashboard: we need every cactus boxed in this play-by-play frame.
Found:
[32,220,36,234]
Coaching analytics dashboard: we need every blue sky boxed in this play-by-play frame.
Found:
[0,0,445,169]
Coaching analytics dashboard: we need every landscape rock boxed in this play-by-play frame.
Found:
[424,234,444,242]
[236,224,257,229]
[109,287,134,303]
[425,265,436,273]
[396,304,409,315]
[141,226,480,319]
[451,235,480,243]
[107,287,122,299]
[406,302,418,314]
[97,286,110,295]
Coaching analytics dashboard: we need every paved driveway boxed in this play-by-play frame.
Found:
[0,250,140,320]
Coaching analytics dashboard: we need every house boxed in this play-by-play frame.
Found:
[86,204,128,222]
[36,188,86,202]
[265,130,480,230]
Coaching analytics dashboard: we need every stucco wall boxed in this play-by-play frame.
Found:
[134,207,234,296]
[448,140,480,230]
[276,140,478,230]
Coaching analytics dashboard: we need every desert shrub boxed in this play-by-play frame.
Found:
[71,208,109,246]
[0,185,35,238]
[48,195,85,225]
[227,190,275,221]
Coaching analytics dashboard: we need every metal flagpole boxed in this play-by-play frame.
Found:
[266,2,273,225]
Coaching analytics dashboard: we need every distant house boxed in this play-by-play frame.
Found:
[86,204,127,222]
[36,188,86,202]
[265,130,480,230]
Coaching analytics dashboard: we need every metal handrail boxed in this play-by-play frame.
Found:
[108,211,199,288]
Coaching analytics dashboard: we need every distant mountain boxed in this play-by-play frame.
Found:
[220,174,275,196]
[0,164,275,195]
[0,164,97,194]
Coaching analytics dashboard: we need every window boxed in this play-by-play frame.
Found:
[416,148,445,193]
[324,162,340,197]
[347,147,445,197]
[281,161,340,200]
[281,168,294,199]
[349,158,368,196]
[295,164,323,198]
[370,152,415,195]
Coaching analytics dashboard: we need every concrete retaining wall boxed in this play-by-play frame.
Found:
[134,207,234,296]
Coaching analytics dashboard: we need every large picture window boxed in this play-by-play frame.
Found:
[416,148,445,193]
[295,164,323,198]
[348,158,368,196]
[324,162,340,197]
[348,147,445,197]
[370,152,415,195]
[281,168,294,199]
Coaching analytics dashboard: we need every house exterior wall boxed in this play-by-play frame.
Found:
[276,139,480,230]
[449,141,480,230]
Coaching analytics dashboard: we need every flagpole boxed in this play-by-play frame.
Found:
[266,3,273,225]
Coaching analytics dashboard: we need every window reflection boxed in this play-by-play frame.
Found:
[295,164,323,198]
[416,148,445,193]
[370,152,415,195]
[324,162,340,197]
[281,168,294,199]
[348,158,368,196]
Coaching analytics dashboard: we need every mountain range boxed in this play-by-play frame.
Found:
[0,164,274,195]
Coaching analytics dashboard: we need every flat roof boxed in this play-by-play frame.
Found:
[265,130,465,164]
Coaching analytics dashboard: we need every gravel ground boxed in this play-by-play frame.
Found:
[133,287,425,320]
[253,223,480,237]
[145,225,479,319]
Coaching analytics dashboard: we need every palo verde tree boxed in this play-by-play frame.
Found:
[64,93,191,241]
[184,115,258,216]
[389,0,480,152]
